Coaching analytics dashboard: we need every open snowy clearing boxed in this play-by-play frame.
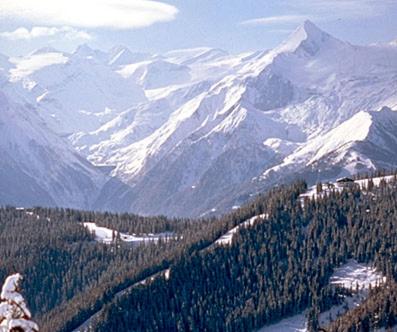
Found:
[330,259,385,289]
[83,222,174,245]
[258,260,386,332]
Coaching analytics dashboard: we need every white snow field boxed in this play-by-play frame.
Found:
[330,259,386,290]
[83,222,174,245]
[258,260,386,332]
[215,214,268,246]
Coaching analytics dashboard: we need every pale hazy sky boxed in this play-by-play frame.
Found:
[1,0,396,56]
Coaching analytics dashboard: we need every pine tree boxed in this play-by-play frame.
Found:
[0,274,39,332]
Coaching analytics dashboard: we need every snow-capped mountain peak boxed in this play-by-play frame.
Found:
[300,20,329,39]
[72,44,108,63]
[277,20,339,55]
[30,47,61,56]
[1,22,397,217]
[74,44,94,56]
[238,20,346,80]
[108,45,151,67]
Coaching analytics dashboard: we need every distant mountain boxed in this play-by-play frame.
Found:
[389,39,397,47]
[0,53,12,71]
[108,45,151,67]
[117,59,192,89]
[164,47,229,65]
[92,21,397,216]
[1,21,397,215]
[8,47,146,135]
[0,78,108,209]
[259,107,397,188]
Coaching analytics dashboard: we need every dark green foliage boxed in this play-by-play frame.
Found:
[0,208,223,331]
[2,172,397,332]
[328,281,397,331]
[316,182,323,194]
[93,174,397,332]
[0,187,294,332]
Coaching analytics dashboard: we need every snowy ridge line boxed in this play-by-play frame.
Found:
[258,260,386,332]
[73,268,171,332]
[214,213,268,246]
[300,174,396,202]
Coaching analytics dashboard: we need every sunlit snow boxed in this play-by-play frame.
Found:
[258,260,386,332]
[83,222,173,245]
[9,52,68,81]
[215,214,268,246]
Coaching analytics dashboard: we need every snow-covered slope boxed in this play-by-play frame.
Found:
[83,222,173,245]
[2,21,397,216]
[9,51,69,82]
[214,214,268,246]
[91,21,397,216]
[0,80,108,209]
[0,44,244,211]
[8,46,147,135]
[71,80,216,165]
[118,59,191,89]
[261,107,397,186]
[163,47,228,65]
[108,46,151,68]
[259,260,385,332]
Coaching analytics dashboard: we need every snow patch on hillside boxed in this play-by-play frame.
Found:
[299,174,396,203]
[83,222,174,245]
[331,259,386,289]
[258,314,307,332]
[355,175,395,189]
[258,260,386,332]
[215,214,268,246]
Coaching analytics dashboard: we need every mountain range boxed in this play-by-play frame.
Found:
[1,20,397,216]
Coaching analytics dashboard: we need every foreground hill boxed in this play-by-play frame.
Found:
[1,171,397,331]
[90,172,397,332]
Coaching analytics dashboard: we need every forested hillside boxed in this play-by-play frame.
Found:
[93,172,397,332]
[0,201,272,331]
[1,171,397,331]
